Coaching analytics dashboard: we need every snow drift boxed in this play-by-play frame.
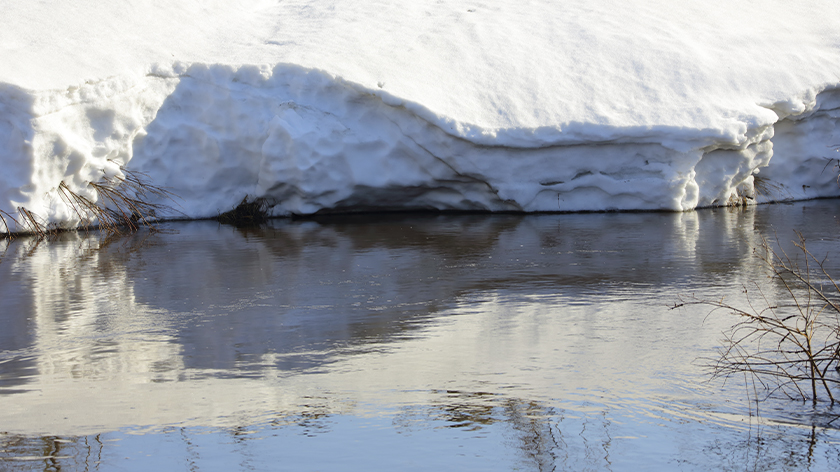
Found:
[1,0,839,231]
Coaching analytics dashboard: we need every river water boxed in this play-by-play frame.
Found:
[1,200,840,471]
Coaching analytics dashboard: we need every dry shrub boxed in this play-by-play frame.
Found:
[676,232,840,404]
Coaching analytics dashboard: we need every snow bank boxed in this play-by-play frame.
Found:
[1,0,839,230]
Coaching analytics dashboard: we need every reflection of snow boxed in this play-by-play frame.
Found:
[0,234,191,437]
[0,207,775,436]
[14,235,184,383]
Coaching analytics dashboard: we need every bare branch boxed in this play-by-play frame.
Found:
[677,233,840,404]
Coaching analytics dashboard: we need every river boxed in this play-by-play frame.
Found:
[2,200,840,470]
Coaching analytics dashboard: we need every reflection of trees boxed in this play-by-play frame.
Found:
[389,388,840,471]
[179,427,201,472]
[0,433,104,471]
[702,423,840,472]
[393,390,612,472]
[1,397,838,471]
[502,398,566,472]
[267,396,337,437]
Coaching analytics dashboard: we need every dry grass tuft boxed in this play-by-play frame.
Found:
[752,175,792,202]
[215,196,275,227]
[17,207,48,238]
[2,165,179,239]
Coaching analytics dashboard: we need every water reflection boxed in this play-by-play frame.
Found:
[1,200,840,470]
[393,391,604,472]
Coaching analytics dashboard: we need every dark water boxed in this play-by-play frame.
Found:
[2,201,840,471]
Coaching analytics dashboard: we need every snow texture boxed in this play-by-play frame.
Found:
[1,0,839,231]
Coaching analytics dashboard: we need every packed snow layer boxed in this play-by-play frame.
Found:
[1,1,839,230]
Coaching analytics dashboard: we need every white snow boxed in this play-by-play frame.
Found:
[1,0,839,231]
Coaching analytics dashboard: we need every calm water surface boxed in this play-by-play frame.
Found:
[2,201,840,471]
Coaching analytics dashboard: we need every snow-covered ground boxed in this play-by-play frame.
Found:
[1,1,839,231]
